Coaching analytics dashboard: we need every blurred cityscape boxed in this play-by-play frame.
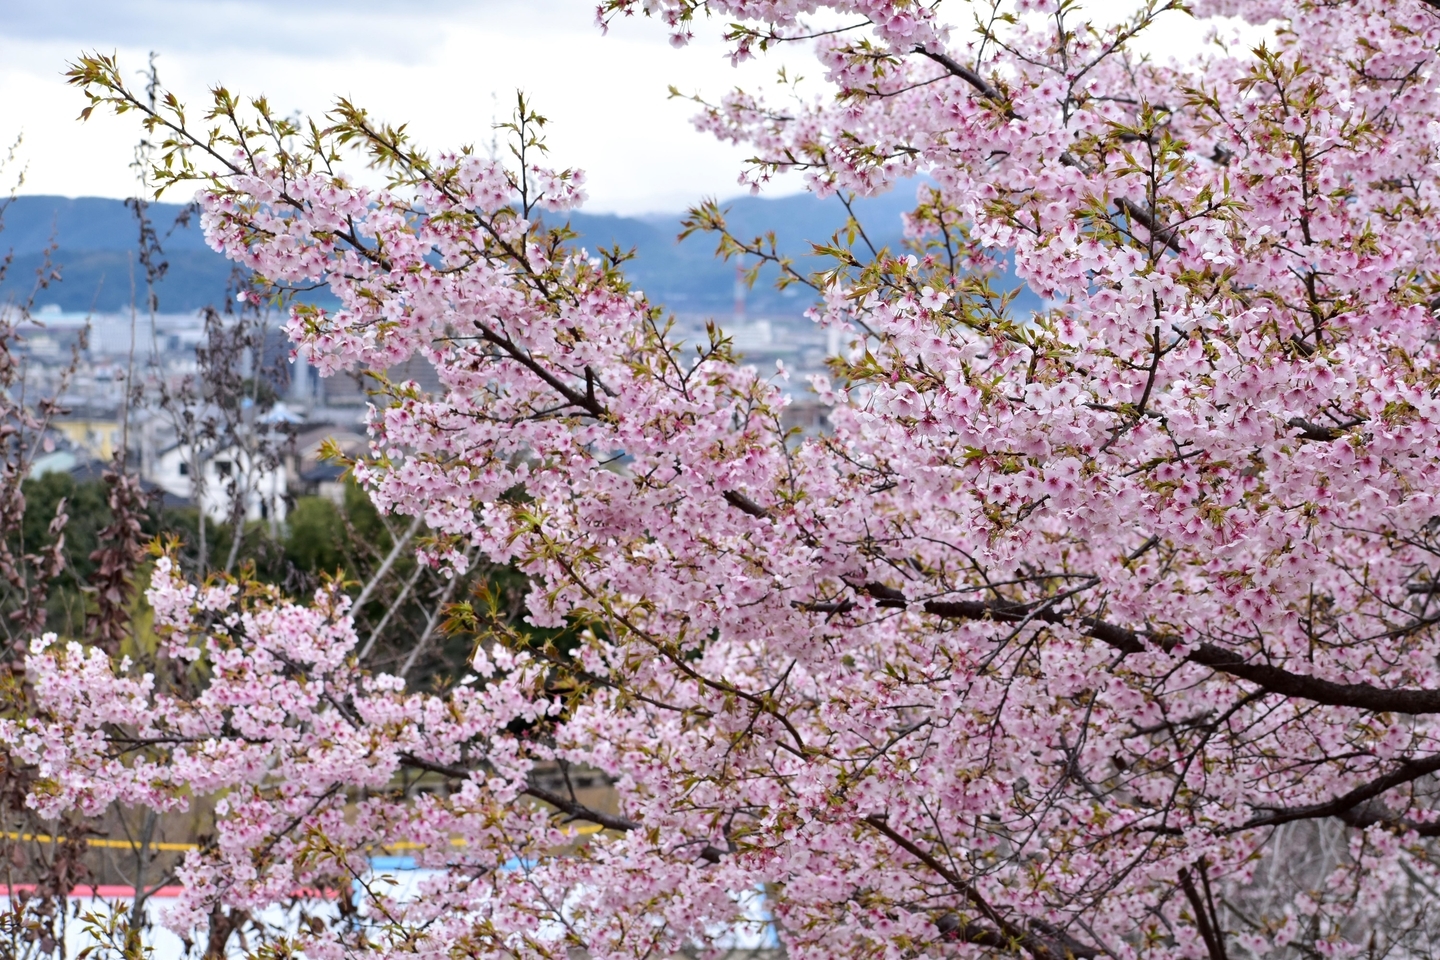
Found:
[15,293,837,527]
[3,184,1046,521]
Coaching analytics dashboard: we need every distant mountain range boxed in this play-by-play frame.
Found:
[0,190,931,317]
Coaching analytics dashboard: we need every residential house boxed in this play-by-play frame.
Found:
[151,441,289,525]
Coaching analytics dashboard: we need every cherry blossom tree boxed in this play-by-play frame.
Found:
[15,0,1440,956]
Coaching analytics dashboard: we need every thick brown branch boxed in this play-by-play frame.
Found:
[916,48,1179,256]
[1336,800,1440,837]
[935,912,1010,950]
[1177,646,1440,714]
[864,815,1102,960]
[397,753,726,862]
[399,753,638,832]
[1178,868,1229,960]
[1114,197,1182,254]
[1287,416,1364,442]
[844,585,1440,714]
[474,320,608,418]
[1242,753,1440,830]
[723,490,772,518]
[915,48,1010,110]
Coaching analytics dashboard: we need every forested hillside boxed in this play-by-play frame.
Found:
[0,190,920,314]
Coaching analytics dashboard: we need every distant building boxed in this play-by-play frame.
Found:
[151,442,289,525]
[54,416,123,461]
[28,449,82,479]
[290,425,367,504]
[782,399,832,436]
[291,355,446,409]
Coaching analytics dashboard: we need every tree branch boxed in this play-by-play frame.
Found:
[1114,197,1182,255]
[396,753,725,861]
[474,319,609,419]
[1287,416,1364,442]
[837,584,1440,715]
[1178,867,1229,960]
[353,514,424,614]
[915,48,1010,110]
[398,752,639,832]
[1241,753,1440,831]
[723,490,772,519]
[864,814,1103,960]
[917,48,1181,255]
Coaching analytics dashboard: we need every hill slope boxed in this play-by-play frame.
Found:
[0,188,1029,316]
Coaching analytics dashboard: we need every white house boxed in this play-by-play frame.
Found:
[151,441,289,525]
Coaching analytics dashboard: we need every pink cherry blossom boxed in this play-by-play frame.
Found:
[42,1,1440,956]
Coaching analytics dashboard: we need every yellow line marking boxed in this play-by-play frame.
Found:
[6,821,602,854]
[4,832,196,851]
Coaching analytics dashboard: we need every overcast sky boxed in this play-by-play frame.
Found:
[0,0,1219,216]
[0,0,823,215]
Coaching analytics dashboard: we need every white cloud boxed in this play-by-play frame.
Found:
[0,0,816,214]
[0,0,1248,214]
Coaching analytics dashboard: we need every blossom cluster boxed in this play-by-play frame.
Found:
[37,0,1440,957]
